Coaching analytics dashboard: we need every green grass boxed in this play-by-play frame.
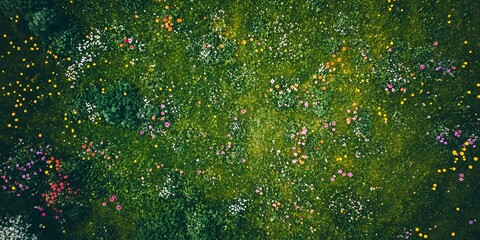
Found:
[0,0,479,239]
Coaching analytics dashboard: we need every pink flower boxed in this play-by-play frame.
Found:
[459,178,464,182]
[116,205,122,210]
[241,109,246,114]
[140,130,144,135]
[110,195,116,202]
[129,45,134,50]
[127,38,133,43]
[123,38,128,43]
[330,177,335,182]
[41,212,46,217]
[347,172,353,177]
[331,121,337,126]
[433,41,438,46]
[160,104,165,108]
[165,122,170,127]
[197,169,202,175]
[419,64,425,71]
[338,169,343,174]
[102,201,107,206]
[459,173,464,178]
[55,215,60,220]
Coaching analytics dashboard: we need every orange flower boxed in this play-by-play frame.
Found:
[168,27,173,32]
[342,46,347,51]
[81,144,86,149]
[177,18,182,23]
[119,43,124,48]
[321,86,327,91]
[91,152,96,157]
[163,17,168,23]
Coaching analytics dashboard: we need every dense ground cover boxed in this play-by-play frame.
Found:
[0,0,479,239]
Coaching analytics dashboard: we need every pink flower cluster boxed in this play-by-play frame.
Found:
[330,169,353,182]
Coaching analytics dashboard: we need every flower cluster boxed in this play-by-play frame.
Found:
[0,215,38,240]
[268,77,299,110]
[119,37,144,51]
[155,14,182,32]
[329,169,353,182]
[66,28,108,88]
[290,127,308,165]
[79,139,120,161]
[1,143,53,197]
[101,194,122,211]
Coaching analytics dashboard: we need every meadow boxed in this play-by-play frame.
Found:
[0,0,479,239]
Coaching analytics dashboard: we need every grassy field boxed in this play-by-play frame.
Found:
[0,0,479,239]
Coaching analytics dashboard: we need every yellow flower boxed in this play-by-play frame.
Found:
[11,186,16,191]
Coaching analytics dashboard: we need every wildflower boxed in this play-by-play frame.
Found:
[433,41,438,46]
[419,64,425,71]
[116,205,122,210]
[165,122,170,127]
[347,172,353,177]
[102,202,106,206]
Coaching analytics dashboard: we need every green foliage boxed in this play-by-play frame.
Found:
[95,81,141,128]
[27,8,61,38]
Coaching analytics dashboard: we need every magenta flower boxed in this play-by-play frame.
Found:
[116,205,122,211]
